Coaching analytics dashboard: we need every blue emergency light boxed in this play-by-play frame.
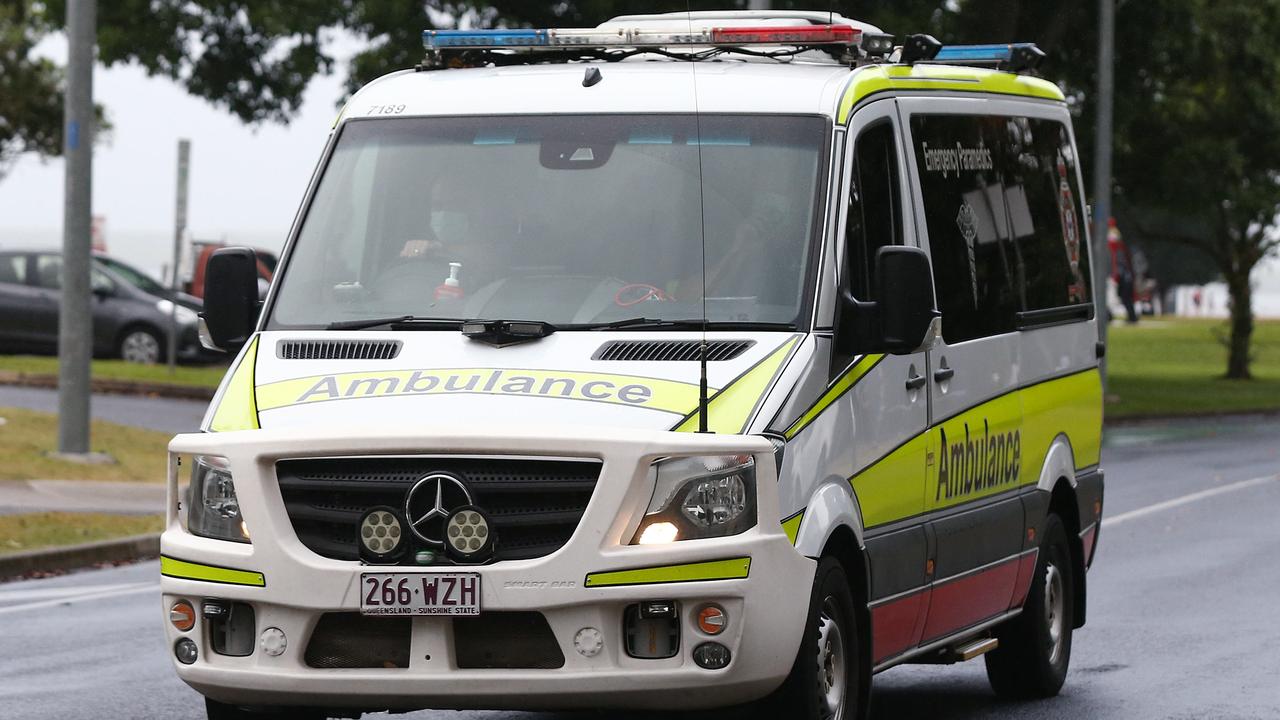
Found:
[901,35,1044,72]
[934,43,1038,63]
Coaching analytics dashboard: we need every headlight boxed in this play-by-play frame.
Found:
[156,299,199,325]
[631,454,757,544]
[186,455,250,543]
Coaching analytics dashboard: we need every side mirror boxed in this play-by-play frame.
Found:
[836,246,940,356]
[874,246,940,353]
[201,247,260,352]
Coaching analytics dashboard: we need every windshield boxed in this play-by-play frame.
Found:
[94,256,167,296]
[267,114,827,330]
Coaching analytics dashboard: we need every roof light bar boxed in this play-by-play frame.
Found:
[933,43,1035,62]
[422,24,862,51]
[709,25,859,45]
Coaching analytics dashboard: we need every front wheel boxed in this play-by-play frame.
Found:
[758,556,864,720]
[119,326,162,364]
[985,512,1075,698]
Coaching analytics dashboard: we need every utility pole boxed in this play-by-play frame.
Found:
[168,139,190,375]
[57,0,96,455]
[1091,0,1115,387]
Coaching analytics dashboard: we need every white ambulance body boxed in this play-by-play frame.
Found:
[162,11,1105,719]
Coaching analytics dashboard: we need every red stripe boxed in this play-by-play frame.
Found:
[1081,526,1098,566]
[920,557,1020,643]
[871,590,928,664]
[1008,550,1039,610]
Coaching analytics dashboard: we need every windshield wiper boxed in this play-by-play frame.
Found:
[326,315,464,331]
[567,317,797,331]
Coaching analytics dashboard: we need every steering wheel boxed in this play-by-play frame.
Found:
[614,283,671,308]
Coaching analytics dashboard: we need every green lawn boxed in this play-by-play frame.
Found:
[1106,318,1280,419]
[0,355,227,390]
[0,512,163,555]
[0,406,172,482]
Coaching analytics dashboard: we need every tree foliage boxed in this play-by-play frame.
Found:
[0,1,63,180]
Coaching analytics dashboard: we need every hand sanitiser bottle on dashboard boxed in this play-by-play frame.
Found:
[434,262,463,301]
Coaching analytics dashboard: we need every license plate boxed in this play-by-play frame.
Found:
[360,572,481,616]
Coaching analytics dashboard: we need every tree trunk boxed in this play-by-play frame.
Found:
[1224,268,1254,380]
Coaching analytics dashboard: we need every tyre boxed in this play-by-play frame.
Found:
[118,326,162,364]
[205,698,326,720]
[758,556,864,720]
[985,512,1074,698]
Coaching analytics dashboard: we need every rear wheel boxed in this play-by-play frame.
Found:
[759,556,863,720]
[985,512,1075,698]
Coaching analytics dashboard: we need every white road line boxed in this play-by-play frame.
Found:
[1103,474,1279,528]
[0,582,157,616]
[0,583,146,602]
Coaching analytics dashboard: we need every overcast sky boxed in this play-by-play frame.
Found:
[0,34,359,276]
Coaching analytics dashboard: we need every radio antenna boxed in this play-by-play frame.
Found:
[687,3,711,434]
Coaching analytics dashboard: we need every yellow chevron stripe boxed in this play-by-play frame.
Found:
[160,556,265,587]
[585,557,751,587]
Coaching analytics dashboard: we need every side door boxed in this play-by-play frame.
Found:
[0,253,50,345]
[31,254,66,347]
[898,100,1027,644]
[835,101,933,666]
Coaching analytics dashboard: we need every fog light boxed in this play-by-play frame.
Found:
[174,638,198,665]
[444,506,494,562]
[637,521,678,545]
[359,507,406,563]
[169,600,195,632]
[693,641,731,669]
[696,604,726,635]
[259,627,287,657]
[574,627,603,658]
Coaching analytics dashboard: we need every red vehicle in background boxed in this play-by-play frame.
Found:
[186,241,277,300]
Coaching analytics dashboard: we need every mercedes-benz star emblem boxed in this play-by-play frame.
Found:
[405,473,473,547]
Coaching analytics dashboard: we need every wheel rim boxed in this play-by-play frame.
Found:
[1044,562,1066,666]
[816,596,847,720]
[122,331,160,364]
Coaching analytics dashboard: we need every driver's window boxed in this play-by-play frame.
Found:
[845,121,903,301]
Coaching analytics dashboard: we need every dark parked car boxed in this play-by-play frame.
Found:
[0,249,205,363]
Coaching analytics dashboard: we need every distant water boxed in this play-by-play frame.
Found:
[3,224,1278,318]
[0,226,285,283]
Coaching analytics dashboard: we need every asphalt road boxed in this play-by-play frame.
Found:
[2,416,1278,719]
[0,385,208,433]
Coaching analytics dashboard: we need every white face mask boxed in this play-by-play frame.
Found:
[430,210,470,244]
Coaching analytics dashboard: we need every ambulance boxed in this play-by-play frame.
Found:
[161,10,1105,719]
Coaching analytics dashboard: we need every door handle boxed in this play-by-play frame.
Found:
[934,366,955,383]
[905,372,927,391]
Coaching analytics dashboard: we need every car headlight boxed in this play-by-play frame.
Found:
[156,299,199,325]
[185,455,249,543]
[631,454,757,544]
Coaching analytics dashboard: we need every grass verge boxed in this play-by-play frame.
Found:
[0,512,163,555]
[0,355,226,390]
[0,406,171,482]
[1106,318,1280,419]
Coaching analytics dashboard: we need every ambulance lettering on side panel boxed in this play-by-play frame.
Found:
[166,14,1104,719]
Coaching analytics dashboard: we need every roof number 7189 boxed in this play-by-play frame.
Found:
[367,104,406,115]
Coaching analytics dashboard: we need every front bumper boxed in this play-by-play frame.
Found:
[161,424,815,712]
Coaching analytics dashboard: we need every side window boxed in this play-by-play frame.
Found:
[0,254,26,285]
[1002,118,1092,311]
[34,255,63,290]
[910,114,1019,343]
[91,269,115,294]
[845,121,903,300]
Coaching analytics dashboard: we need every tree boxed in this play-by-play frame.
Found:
[0,1,64,180]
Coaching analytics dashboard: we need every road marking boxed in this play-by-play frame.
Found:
[0,582,147,602]
[0,581,157,616]
[1103,474,1279,528]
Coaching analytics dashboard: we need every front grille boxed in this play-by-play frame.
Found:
[305,613,410,669]
[454,612,564,669]
[276,457,601,563]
